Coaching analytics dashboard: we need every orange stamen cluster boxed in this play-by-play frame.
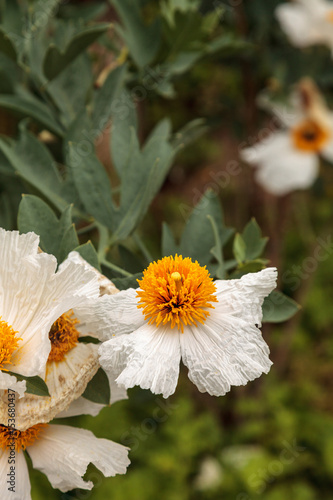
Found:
[0,318,22,370]
[0,423,47,452]
[137,255,218,333]
[291,118,329,152]
[48,310,80,363]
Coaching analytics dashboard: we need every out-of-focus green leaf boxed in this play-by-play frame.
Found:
[242,218,268,261]
[17,195,80,263]
[110,118,176,242]
[0,127,80,212]
[161,222,178,256]
[0,93,64,136]
[82,368,110,405]
[111,0,161,67]
[207,214,225,279]
[179,190,233,265]
[67,142,115,229]
[233,233,246,264]
[59,1,107,21]
[262,290,300,323]
[92,63,128,130]
[18,195,61,256]
[0,27,17,60]
[43,23,110,80]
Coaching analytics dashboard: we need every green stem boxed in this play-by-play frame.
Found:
[133,232,154,263]
[97,223,109,259]
[100,259,132,277]
[77,222,97,236]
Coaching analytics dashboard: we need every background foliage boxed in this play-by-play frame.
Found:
[0,0,332,498]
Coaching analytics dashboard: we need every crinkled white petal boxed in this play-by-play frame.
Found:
[242,132,318,195]
[0,371,26,399]
[65,252,119,297]
[276,0,333,50]
[99,324,181,398]
[0,230,100,379]
[180,315,272,397]
[57,369,128,419]
[179,269,276,396]
[28,425,130,492]
[0,448,31,500]
[214,268,277,328]
[99,288,145,338]
[74,295,119,341]
[3,343,100,430]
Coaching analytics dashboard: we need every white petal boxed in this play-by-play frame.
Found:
[0,233,100,379]
[99,288,146,338]
[214,268,277,327]
[0,448,31,500]
[99,324,181,398]
[3,343,100,431]
[74,295,119,341]
[276,3,323,47]
[65,251,119,296]
[0,371,26,399]
[180,314,272,397]
[242,131,318,195]
[28,425,130,492]
[179,269,276,396]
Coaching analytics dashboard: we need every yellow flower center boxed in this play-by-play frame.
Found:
[136,255,218,333]
[291,118,330,152]
[0,423,47,452]
[48,311,80,363]
[0,318,22,370]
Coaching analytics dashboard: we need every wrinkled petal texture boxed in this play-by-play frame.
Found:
[180,268,277,396]
[241,132,318,195]
[99,323,181,399]
[28,425,130,492]
[100,288,146,338]
[0,230,100,379]
[0,371,26,399]
[0,448,31,500]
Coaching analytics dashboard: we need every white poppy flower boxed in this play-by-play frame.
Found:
[276,0,333,53]
[0,231,102,398]
[98,255,277,399]
[241,79,333,195]
[0,421,130,498]
[0,252,127,430]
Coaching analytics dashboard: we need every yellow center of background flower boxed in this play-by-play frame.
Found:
[48,311,80,363]
[137,255,218,333]
[0,423,47,452]
[326,11,333,23]
[291,118,329,152]
[0,318,22,370]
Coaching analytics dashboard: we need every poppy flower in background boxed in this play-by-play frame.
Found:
[276,0,333,53]
[241,78,333,195]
